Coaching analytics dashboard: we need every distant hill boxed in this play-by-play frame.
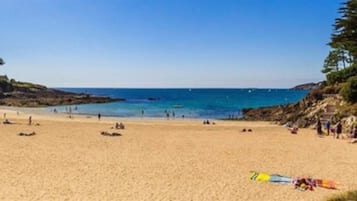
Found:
[0,76,121,107]
[291,82,323,90]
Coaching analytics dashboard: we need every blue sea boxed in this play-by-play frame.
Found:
[50,88,308,119]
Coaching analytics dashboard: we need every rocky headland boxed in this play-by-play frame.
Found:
[0,76,121,107]
[242,82,357,130]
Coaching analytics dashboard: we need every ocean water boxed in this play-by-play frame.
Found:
[50,88,308,119]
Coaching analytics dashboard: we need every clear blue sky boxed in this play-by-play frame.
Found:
[0,0,342,88]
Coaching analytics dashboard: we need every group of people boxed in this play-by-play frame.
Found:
[203,120,215,125]
[317,119,357,140]
[164,110,176,119]
[115,122,125,129]
[317,119,342,138]
[2,113,34,126]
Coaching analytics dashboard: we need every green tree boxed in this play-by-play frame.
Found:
[322,50,340,74]
[323,0,357,77]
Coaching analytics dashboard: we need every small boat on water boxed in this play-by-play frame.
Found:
[172,104,184,108]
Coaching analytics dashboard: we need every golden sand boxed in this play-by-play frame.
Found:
[0,109,356,201]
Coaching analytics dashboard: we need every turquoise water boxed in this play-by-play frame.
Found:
[50,88,308,119]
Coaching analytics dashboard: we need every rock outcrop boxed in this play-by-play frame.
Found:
[242,86,346,128]
[0,78,121,107]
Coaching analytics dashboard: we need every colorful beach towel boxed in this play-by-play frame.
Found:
[250,171,271,182]
[250,171,337,191]
[250,171,292,184]
[314,179,336,189]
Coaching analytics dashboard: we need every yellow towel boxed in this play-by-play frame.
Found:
[250,171,271,182]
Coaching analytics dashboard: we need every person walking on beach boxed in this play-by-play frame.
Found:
[98,113,101,121]
[326,120,331,136]
[336,121,342,139]
[317,119,322,135]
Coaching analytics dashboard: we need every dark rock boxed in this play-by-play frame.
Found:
[243,85,326,127]
[0,78,121,107]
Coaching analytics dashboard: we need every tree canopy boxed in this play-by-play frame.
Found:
[322,0,357,103]
[323,0,357,83]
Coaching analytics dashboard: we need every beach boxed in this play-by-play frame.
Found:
[1,108,357,201]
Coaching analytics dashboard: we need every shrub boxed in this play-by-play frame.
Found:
[340,76,357,103]
[327,64,357,85]
[310,88,324,101]
[323,85,341,94]
[326,190,357,201]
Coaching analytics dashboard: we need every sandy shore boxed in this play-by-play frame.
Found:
[1,108,357,201]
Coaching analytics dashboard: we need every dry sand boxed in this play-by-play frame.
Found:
[1,108,357,201]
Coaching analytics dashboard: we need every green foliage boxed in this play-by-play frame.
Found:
[322,49,351,74]
[322,50,340,73]
[326,63,357,84]
[326,190,357,201]
[324,0,357,80]
[323,85,341,94]
[338,103,357,116]
[340,75,357,103]
[330,0,357,62]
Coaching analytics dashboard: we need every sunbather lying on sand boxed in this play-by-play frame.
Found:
[100,131,121,136]
[18,132,36,136]
[3,119,14,124]
[288,127,298,134]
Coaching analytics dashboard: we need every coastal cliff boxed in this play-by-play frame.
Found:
[0,76,119,107]
[243,84,357,129]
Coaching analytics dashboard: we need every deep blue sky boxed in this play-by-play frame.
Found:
[0,0,342,88]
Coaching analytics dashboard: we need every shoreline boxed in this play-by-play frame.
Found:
[0,106,207,123]
[0,105,241,121]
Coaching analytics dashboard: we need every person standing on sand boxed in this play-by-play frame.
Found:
[336,121,342,139]
[98,113,101,121]
[326,120,331,136]
[166,112,170,120]
[317,119,322,135]
[28,116,32,125]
